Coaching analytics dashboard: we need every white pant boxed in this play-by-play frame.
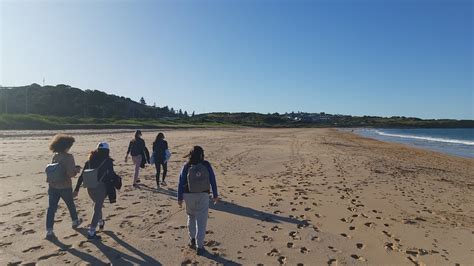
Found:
[183,193,209,248]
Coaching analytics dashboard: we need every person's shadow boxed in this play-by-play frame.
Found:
[47,237,108,264]
[136,184,177,198]
[210,200,303,225]
[71,228,162,265]
[201,249,240,265]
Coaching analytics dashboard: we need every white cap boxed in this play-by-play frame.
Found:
[97,142,110,150]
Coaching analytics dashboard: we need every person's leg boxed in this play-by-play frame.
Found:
[155,162,161,187]
[195,193,209,249]
[162,162,168,183]
[46,187,61,232]
[87,186,106,236]
[183,194,197,246]
[131,155,142,184]
[59,188,79,223]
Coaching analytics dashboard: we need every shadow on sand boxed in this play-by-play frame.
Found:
[210,199,303,225]
[54,228,163,265]
[136,184,177,198]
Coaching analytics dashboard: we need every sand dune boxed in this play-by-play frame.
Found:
[0,128,472,265]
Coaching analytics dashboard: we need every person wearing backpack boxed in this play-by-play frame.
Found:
[152,132,170,188]
[125,130,150,187]
[45,134,83,239]
[177,146,218,255]
[74,142,121,240]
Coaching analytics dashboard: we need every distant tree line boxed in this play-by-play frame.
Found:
[0,84,189,119]
[0,84,472,128]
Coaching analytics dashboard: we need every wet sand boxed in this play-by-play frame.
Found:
[0,128,472,265]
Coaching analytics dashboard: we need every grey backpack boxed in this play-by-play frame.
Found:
[45,157,66,183]
[187,163,210,193]
[82,160,107,189]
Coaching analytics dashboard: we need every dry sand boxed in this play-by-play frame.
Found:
[0,128,472,265]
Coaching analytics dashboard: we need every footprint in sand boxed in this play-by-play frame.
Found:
[350,254,366,261]
[356,243,365,249]
[328,258,338,265]
[64,233,78,239]
[287,242,294,248]
[14,212,31,218]
[22,229,35,235]
[0,242,12,247]
[300,247,309,254]
[340,233,351,239]
[38,252,66,261]
[364,222,374,228]
[270,225,281,232]
[266,248,280,256]
[349,226,356,231]
[22,245,43,253]
[277,256,287,264]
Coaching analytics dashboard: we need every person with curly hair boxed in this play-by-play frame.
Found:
[45,134,82,239]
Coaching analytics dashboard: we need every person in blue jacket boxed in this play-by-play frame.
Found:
[177,146,218,255]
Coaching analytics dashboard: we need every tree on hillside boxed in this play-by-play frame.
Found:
[184,111,188,117]
[140,97,146,105]
[179,109,183,116]
[192,111,195,117]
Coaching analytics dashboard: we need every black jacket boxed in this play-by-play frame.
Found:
[152,139,168,163]
[128,138,150,168]
[75,157,122,203]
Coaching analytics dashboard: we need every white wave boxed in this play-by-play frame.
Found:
[374,130,474,146]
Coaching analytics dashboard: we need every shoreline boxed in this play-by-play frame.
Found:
[345,128,474,159]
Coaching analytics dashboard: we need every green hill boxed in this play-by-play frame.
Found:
[0,84,472,129]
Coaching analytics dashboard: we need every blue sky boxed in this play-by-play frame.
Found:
[1,0,472,119]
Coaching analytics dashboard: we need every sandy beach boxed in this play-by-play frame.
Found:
[0,128,472,265]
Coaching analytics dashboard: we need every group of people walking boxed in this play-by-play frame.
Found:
[125,130,169,189]
[44,130,219,255]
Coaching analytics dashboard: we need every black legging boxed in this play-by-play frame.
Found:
[155,162,167,185]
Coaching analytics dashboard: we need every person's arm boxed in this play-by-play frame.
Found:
[125,141,131,162]
[177,164,188,206]
[74,162,87,194]
[206,162,219,202]
[66,155,79,178]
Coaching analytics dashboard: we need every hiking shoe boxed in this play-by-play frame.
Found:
[87,233,102,240]
[98,220,105,230]
[72,218,83,229]
[161,181,167,186]
[196,247,205,256]
[188,238,196,250]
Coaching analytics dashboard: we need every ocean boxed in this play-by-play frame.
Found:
[354,128,474,158]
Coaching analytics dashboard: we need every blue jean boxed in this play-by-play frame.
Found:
[46,187,79,230]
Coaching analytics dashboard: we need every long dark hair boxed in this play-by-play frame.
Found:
[132,130,142,142]
[88,148,112,168]
[154,132,165,144]
[185,146,204,165]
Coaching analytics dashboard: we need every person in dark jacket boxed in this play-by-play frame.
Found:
[178,146,218,255]
[152,132,169,188]
[125,130,149,187]
[74,142,121,240]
